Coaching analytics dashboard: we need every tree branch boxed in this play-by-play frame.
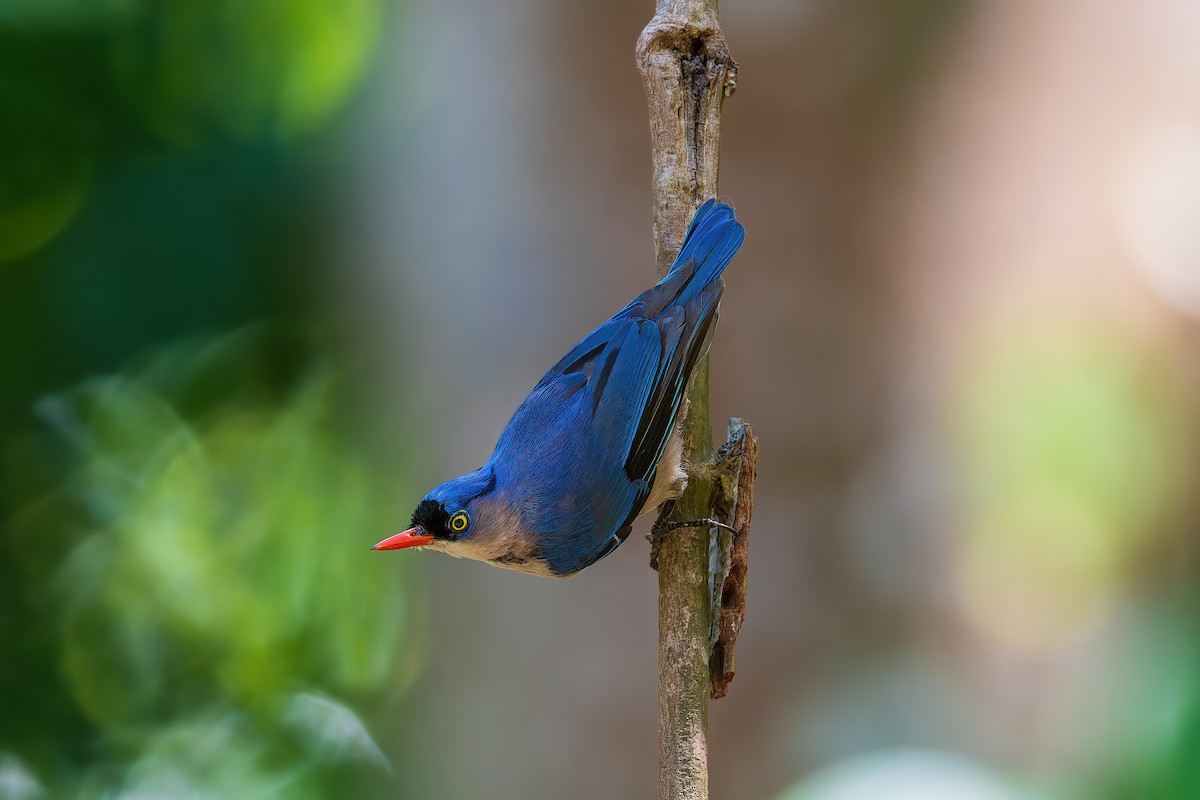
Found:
[636,3,756,799]
[637,1,737,279]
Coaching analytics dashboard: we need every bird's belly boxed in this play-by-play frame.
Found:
[436,537,560,577]
[637,416,688,517]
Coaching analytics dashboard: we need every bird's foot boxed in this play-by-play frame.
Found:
[658,517,738,535]
[649,512,737,570]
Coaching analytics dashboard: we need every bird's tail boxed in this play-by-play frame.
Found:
[666,199,746,290]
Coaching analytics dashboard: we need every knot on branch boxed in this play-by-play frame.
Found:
[635,16,738,100]
[636,9,738,276]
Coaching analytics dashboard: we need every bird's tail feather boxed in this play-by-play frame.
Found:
[666,199,746,293]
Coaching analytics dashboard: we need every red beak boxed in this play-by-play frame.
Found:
[371,526,435,551]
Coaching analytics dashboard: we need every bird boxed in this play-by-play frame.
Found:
[371,199,745,577]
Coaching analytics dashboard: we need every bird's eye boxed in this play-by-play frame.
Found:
[449,510,470,533]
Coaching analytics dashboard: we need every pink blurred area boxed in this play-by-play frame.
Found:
[341,0,1200,797]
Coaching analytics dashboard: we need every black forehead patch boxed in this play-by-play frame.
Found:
[411,499,453,539]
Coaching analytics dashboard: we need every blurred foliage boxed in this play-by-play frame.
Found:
[1096,602,1200,800]
[0,2,420,797]
[952,323,1190,651]
[948,318,1200,799]
[44,337,408,709]
[0,0,382,266]
[109,0,383,144]
[0,58,93,263]
[3,332,421,797]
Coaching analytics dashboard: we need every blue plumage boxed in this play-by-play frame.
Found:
[372,199,746,577]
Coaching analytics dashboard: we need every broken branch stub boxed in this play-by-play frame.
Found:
[709,419,758,699]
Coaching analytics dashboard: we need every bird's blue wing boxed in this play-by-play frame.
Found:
[489,320,657,573]
[575,200,743,490]
[490,201,744,575]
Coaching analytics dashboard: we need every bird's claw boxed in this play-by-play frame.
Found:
[658,517,738,535]
[649,512,737,571]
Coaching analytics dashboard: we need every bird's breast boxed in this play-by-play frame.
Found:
[433,495,560,577]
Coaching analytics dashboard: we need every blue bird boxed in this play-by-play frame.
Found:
[371,199,745,577]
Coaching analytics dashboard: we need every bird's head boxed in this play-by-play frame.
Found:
[370,466,551,574]
[371,468,496,552]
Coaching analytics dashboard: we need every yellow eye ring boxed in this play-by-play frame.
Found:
[449,511,470,533]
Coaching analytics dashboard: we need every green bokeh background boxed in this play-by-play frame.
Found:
[1,2,422,796]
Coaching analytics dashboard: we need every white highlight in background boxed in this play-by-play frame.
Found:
[1119,124,1200,320]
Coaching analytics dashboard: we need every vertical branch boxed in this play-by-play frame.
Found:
[638,0,737,280]
[636,3,738,799]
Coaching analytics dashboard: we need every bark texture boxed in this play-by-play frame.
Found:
[709,418,757,699]
[637,3,756,799]
[637,0,737,278]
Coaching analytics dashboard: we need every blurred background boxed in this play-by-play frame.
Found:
[2,0,1199,798]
